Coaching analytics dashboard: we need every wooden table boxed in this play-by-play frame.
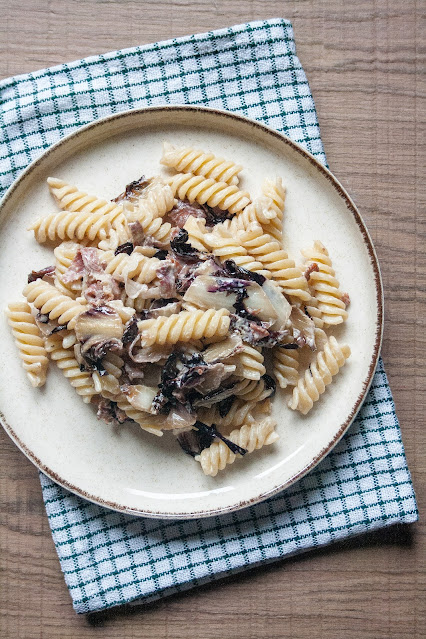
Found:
[1,1,424,637]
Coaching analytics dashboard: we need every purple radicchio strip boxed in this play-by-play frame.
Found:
[224,259,266,286]
[195,422,247,456]
[113,175,152,203]
[27,265,55,283]
[114,242,134,256]
[170,229,200,261]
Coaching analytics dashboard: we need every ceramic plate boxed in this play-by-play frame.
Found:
[0,106,383,518]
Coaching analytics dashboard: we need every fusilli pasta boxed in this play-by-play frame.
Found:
[125,192,173,244]
[302,296,324,329]
[288,336,351,414]
[6,302,49,387]
[183,215,211,252]
[261,177,286,240]
[46,334,97,403]
[102,251,160,285]
[273,342,299,389]
[227,345,266,381]
[195,417,278,476]
[168,173,250,214]
[198,399,257,431]
[238,225,310,300]
[54,241,82,298]
[23,280,85,328]
[97,217,130,251]
[138,309,230,347]
[161,142,243,185]
[204,227,270,277]
[115,398,164,437]
[232,377,275,402]
[102,352,124,378]
[219,196,277,234]
[301,241,348,326]
[28,177,124,243]
[125,183,175,222]
[92,370,121,397]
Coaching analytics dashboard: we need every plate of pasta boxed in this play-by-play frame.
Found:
[0,106,382,518]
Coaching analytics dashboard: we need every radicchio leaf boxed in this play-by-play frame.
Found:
[167,199,233,229]
[49,324,67,334]
[96,398,128,425]
[224,259,266,286]
[153,249,168,260]
[81,337,122,372]
[113,175,152,203]
[122,316,138,345]
[194,422,247,456]
[262,374,276,396]
[177,428,213,458]
[114,242,134,256]
[177,420,247,458]
[218,395,234,417]
[170,229,199,261]
[27,265,55,283]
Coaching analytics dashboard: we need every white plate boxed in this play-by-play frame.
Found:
[0,106,383,519]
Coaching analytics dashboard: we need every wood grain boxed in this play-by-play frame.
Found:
[0,1,425,637]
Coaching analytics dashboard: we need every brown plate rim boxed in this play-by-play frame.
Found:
[0,105,384,519]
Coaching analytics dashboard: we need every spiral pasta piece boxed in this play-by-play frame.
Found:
[104,299,136,323]
[102,352,124,379]
[54,241,81,298]
[204,227,270,277]
[6,302,49,387]
[301,241,348,326]
[125,186,173,244]
[195,417,278,476]
[261,178,286,240]
[227,345,266,381]
[46,334,97,403]
[115,398,164,437]
[92,371,121,397]
[232,377,274,402]
[138,309,230,347]
[23,280,86,328]
[219,196,277,234]
[28,178,124,243]
[198,399,257,431]
[289,336,351,414]
[183,216,211,252]
[137,182,175,218]
[161,142,243,185]
[44,332,69,353]
[302,296,324,329]
[121,294,153,313]
[102,251,160,285]
[238,225,309,300]
[168,173,250,215]
[273,341,299,389]
[97,216,131,251]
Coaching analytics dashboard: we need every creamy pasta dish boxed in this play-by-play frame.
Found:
[6,143,350,476]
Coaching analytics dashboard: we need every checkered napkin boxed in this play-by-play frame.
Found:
[0,19,418,614]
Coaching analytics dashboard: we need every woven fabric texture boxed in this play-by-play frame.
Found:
[0,19,418,614]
